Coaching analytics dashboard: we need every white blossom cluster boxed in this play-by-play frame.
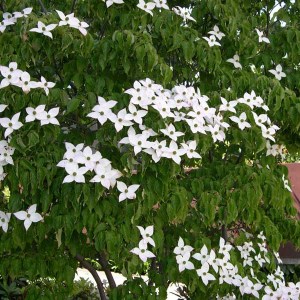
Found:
[29,10,89,38]
[104,0,196,23]
[174,234,300,300]
[130,225,156,262]
[0,62,55,94]
[87,79,280,165]
[0,204,42,232]
[0,139,15,181]
[58,142,141,202]
[0,7,32,33]
[203,25,225,47]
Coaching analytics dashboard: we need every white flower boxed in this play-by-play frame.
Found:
[0,105,7,113]
[117,181,140,202]
[137,225,155,247]
[0,19,15,33]
[40,108,60,126]
[70,21,89,36]
[193,245,209,264]
[229,112,251,130]
[105,0,124,8]
[172,6,196,22]
[282,174,292,192]
[176,252,195,272]
[255,28,270,43]
[29,21,58,39]
[14,204,43,231]
[153,0,169,9]
[261,126,276,142]
[219,237,232,260]
[87,97,117,125]
[196,262,216,285]
[15,71,38,93]
[163,141,186,164]
[203,35,221,47]
[208,124,225,142]
[208,25,225,40]
[137,0,156,16]
[63,164,88,183]
[268,64,286,80]
[131,240,155,262]
[0,112,23,138]
[90,164,122,189]
[219,98,237,113]
[38,76,55,95]
[111,109,133,132]
[226,54,242,69]
[0,62,22,88]
[181,141,201,159]
[13,7,33,18]
[125,104,147,124]
[25,105,47,122]
[56,10,79,26]
[0,211,11,232]
[160,123,184,141]
[174,237,193,256]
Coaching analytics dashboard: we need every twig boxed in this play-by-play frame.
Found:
[70,0,77,13]
[0,0,5,12]
[75,254,108,300]
[221,224,228,242]
[37,0,48,14]
[98,252,117,289]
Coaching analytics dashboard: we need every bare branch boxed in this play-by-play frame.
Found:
[37,0,48,14]
[76,254,108,300]
[70,0,77,13]
[98,252,117,289]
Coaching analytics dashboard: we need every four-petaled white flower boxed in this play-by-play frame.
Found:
[25,105,47,122]
[255,28,270,44]
[174,237,193,256]
[181,141,201,159]
[226,54,242,69]
[137,0,156,16]
[193,245,210,264]
[41,108,60,125]
[196,262,216,285]
[229,112,251,130]
[39,76,55,95]
[137,225,155,247]
[208,25,225,40]
[105,0,124,8]
[117,181,140,202]
[63,164,88,183]
[0,112,23,138]
[176,252,195,272]
[29,21,57,39]
[130,240,155,262]
[268,64,286,81]
[13,7,33,19]
[14,204,43,231]
[56,10,79,26]
[203,35,221,47]
[160,123,184,141]
[0,211,11,232]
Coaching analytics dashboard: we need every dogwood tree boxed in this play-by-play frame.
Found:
[0,0,300,299]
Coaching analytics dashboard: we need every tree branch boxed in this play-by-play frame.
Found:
[37,0,48,14]
[98,252,117,289]
[75,254,107,300]
[70,0,77,13]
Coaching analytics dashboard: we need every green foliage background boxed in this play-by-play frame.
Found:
[0,0,300,298]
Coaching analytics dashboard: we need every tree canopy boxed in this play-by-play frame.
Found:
[0,0,300,299]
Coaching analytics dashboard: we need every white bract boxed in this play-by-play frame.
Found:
[130,240,155,262]
[0,112,23,138]
[255,28,270,43]
[176,252,195,272]
[14,204,43,231]
[105,0,124,8]
[208,25,225,40]
[226,54,242,69]
[137,0,156,16]
[137,225,155,247]
[29,21,57,39]
[25,105,47,122]
[0,211,11,232]
[40,108,60,126]
[203,35,221,47]
[116,181,140,202]
[268,64,286,80]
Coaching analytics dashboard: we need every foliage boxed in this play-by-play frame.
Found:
[0,0,300,299]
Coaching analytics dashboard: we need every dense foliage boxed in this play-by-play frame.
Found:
[0,0,300,299]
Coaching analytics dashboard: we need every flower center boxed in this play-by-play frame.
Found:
[73,172,77,176]
[100,111,104,115]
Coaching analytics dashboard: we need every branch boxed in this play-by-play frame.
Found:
[70,0,77,13]
[76,254,107,300]
[37,0,48,14]
[98,252,117,289]
[221,224,228,242]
